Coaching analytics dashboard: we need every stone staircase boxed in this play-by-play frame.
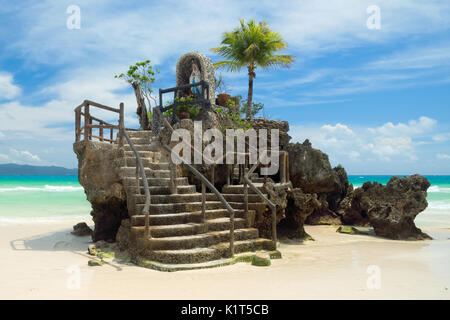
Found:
[116,130,274,266]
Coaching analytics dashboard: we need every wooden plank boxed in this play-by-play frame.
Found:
[85,100,120,113]
[80,112,115,126]
[88,124,119,129]
[89,135,114,142]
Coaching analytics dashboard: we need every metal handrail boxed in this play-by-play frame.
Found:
[243,154,278,249]
[162,144,235,257]
[119,127,152,239]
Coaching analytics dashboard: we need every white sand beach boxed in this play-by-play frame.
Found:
[1,218,449,300]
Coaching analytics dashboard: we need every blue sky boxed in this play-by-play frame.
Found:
[0,0,449,174]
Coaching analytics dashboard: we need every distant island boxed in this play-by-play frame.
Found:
[0,163,78,175]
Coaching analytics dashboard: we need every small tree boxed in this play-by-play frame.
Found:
[211,19,295,119]
[115,60,159,129]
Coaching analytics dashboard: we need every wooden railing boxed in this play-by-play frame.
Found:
[158,80,210,124]
[155,107,236,257]
[74,100,124,143]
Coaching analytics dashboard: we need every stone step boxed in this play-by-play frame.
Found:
[132,212,202,226]
[122,158,170,170]
[136,201,226,215]
[147,238,274,264]
[131,209,249,226]
[227,202,267,213]
[119,167,170,178]
[131,218,252,239]
[134,193,203,204]
[127,185,197,195]
[124,150,161,160]
[126,130,153,138]
[123,144,159,152]
[251,177,266,183]
[132,223,204,238]
[222,183,265,194]
[128,137,152,145]
[122,177,189,187]
[206,193,266,203]
[141,226,255,250]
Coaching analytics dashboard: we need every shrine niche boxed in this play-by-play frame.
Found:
[176,52,216,105]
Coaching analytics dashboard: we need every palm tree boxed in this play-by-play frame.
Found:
[211,19,295,119]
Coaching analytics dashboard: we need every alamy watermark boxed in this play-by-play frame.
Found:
[366,265,381,289]
[66,5,81,30]
[366,5,381,30]
[170,121,280,175]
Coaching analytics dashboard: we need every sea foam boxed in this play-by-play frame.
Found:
[0,185,83,192]
[427,186,450,193]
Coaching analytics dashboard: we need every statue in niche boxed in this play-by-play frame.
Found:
[189,58,202,97]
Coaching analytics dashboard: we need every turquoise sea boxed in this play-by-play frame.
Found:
[0,175,449,225]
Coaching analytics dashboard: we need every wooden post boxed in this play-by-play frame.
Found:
[272,206,277,250]
[84,103,90,141]
[201,182,206,231]
[119,102,124,147]
[75,109,81,142]
[229,209,235,258]
[286,152,289,182]
[280,152,286,184]
[110,128,113,144]
[99,121,104,142]
[211,165,215,187]
[226,165,231,185]
[244,166,249,225]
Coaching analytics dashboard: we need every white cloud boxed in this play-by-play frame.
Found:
[437,153,450,160]
[368,116,437,137]
[322,123,354,135]
[290,116,437,164]
[0,72,21,100]
[432,133,450,142]
[9,148,41,162]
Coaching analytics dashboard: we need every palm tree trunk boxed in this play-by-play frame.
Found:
[246,66,254,119]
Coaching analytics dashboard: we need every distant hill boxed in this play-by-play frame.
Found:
[0,163,78,175]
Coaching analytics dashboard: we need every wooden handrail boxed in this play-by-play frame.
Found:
[74,100,123,144]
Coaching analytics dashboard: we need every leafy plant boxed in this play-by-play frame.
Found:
[211,19,295,119]
[115,60,159,122]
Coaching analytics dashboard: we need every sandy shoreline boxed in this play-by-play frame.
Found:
[0,220,449,300]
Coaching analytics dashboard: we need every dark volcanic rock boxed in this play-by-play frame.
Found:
[305,193,342,225]
[256,179,291,239]
[71,222,93,237]
[278,188,321,240]
[337,185,370,226]
[351,175,431,240]
[287,140,347,194]
[286,140,349,224]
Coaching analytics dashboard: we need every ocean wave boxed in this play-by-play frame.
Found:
[0,215,91,224]
[0,185,83,192]
[427,186,450,193]
[427,201,450,210]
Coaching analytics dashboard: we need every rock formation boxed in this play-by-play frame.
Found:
[278,188,321,240]
[73,141,128,242]
[71,222,93,237]
[340,175,431,240]
[286,139,349,224]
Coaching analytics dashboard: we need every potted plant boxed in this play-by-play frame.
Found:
[175,96,194,120]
